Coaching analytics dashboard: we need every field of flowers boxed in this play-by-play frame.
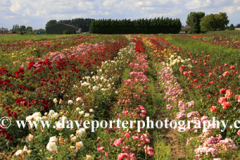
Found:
[0,33,240,160]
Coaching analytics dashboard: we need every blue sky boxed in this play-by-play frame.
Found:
[1,0,240,30]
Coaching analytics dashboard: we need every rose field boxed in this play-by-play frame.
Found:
[1,32,240,160]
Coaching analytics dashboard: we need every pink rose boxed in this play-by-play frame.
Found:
[97,147,104,151]
[125,133,130,139]
[114,139,121,146]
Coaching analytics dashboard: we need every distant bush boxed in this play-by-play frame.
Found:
[63,29,71,34]
[229,24,235,30]
[89,17,182,34]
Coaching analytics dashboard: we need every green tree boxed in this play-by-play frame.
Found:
[26,26,33,31]
[200,12,229,32]
[186,12,205,34]
[235,24,240,28]
[19,25,26,31]
[46,20,57,27]
[89,20,95,33]
[229,24,235,30]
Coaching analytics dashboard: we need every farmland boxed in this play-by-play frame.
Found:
[1,32,240,160]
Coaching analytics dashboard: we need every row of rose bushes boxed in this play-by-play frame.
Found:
[0,35,99,72]
[0,36,129,159]
[143,36,239,159]
[0,35,86,54]
[10,39,137,160]
[175,34,240,49]
[93,39,155,160]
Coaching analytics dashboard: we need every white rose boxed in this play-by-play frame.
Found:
[14,150,23,156]
[101,88,107,92]
[49,110,55,115]
[68,100,73,105]
[71,136,77,142]
[81,82,90,87]
[89,109,94,113]
[76,107,80,111]
[53,98,58,104]
[32,112,41,118]
[84,113,90,117]
[26,115,33,122]
[52,113,59,119]
[26,134,33,142]
[76,97,83,103]
[41,116,48,121]
[76,141,83,150]
[46,141,57,152]
[76,128,86,138]
[92,86,99,92]
[49,136,58,143]
[27,150,32,154]
[33,116,42,122]
[23,145,28,152]
[86,155,92,160]
[79,128,86,134]
[59,99,63,104]
[76,130,83,138]
[79,111,85,116]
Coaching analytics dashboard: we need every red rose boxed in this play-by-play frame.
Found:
[211,106,217,112]
[222,101,230,109]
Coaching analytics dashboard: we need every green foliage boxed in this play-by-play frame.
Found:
[186,12,205,34]
[89,20,95,33]
[46,20,57,27]
[229,24,235,30]
[89,17,182,34]
[63,29,71,34]
[235,24,240,28]
[19,25,26,31]
[200,12,229,32]
[26,26,33,31]
[12,24,19,31]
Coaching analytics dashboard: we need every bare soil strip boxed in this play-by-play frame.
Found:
[153,80,186,160]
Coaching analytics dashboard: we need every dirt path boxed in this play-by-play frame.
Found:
[153,80,186,160]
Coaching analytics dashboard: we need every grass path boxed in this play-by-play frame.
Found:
[147,62,186,160]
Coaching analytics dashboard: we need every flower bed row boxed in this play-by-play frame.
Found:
[93,39,155,160]
[174,34,240,49]
[0,37,129,159]
[144,36,239,159]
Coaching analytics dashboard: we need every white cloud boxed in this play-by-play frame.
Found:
[234,0,240,3]
[9,2,21,13]
[213,0,227,5]
[103,0,116,9]
[142,7,155,11]
[0,0,239,30]
[78,1,94,10]
[185,0,212,9]
[223,6,238,14]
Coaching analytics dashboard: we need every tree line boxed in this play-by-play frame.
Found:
[11,24,33,33]
[46,18,94,32]
[185,12,238,33]
[89,17,182,34]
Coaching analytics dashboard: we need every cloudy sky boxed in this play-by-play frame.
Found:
[1,0,240,30]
